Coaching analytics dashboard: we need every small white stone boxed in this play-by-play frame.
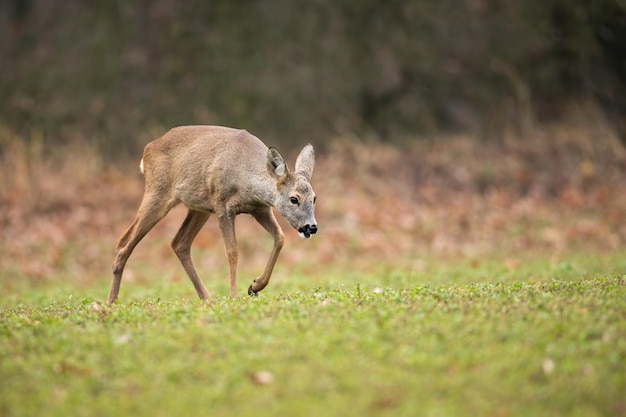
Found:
[542,358,555,375]
[251,371,274,385]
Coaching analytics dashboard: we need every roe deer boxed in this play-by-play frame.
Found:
[108,125,317,304]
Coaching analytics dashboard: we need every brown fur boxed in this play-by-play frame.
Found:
[108,126,317,303]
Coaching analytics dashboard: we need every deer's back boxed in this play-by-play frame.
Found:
[142,126,273,212]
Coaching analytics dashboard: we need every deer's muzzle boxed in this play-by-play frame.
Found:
[298,224,318,239]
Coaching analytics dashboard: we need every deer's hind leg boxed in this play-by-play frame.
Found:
[171,209,211,301]
[108,192,177,304]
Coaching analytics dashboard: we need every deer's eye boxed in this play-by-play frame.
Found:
[290,197,299,205]
[313,196,317,204]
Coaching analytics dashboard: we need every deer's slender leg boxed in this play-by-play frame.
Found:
[217,209,239,298]
[108,193,177,304]
[248,208,285,295]
[171,209,211,301]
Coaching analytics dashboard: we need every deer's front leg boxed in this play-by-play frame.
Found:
[218,210,238,298]
[249,209,285,296]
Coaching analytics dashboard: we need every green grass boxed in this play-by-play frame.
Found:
[1,255,626,417]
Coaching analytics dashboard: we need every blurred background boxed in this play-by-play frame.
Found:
[2,0,626,153]
[1,0,625,294]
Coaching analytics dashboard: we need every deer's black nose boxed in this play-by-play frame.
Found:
[298,224,318,238]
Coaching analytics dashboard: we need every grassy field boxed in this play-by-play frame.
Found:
[1,132,625,416]
[1,252,625,417]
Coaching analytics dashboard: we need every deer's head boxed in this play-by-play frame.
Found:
[267,144,317,238]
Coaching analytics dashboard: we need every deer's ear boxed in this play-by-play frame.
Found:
[267,147,289,181]
[295,144,315,182]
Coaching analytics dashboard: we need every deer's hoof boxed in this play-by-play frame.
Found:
[248,285,258,297]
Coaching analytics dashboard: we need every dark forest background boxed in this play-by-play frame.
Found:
[2,0,626,157]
